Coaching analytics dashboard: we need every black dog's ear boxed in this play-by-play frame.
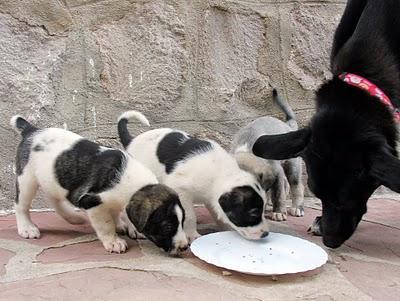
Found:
[370,149,400,193]
[252,127,311,160]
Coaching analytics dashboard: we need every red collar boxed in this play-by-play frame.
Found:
[339,72,400,122]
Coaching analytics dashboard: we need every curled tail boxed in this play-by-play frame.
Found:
[117,111,150,148]
[272,89,298,130]
[10,115,37,137]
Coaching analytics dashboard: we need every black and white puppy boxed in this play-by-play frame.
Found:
[253,0,400,248]
[117,111,269,242]
[11,115,188,254]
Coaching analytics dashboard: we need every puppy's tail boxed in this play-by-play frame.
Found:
[10,115,38,137]
[117,111,150,148]
[272,89,298,130]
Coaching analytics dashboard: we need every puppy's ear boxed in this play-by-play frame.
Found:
[125,185,160,233]
[125,199,151,233]
[370,149,400,193]
[252,127,311,160]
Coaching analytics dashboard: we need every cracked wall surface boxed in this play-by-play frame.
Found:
[0,0,348,209]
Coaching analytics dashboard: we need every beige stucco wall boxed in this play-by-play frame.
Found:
[0,0,347,209]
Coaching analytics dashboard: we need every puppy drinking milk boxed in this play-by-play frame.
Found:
[117,111,269,242]
[11,115,188,254]
[231,89,304,221]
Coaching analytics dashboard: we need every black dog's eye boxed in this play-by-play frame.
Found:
[355,168,365,178]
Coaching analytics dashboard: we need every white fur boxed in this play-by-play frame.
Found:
[125,127,269,242]
[118,110,150,127]
[170,205,189,255]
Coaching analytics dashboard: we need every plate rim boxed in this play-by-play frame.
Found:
[190,231,328,276]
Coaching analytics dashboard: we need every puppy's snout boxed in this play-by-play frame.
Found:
[261,231,269,238]
[179,245,188,252]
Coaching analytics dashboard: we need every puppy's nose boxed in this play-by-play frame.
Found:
[179,245,188,252]
[261,231,269,238]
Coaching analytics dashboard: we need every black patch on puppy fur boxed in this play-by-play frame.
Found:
[33,144,44,152]
[15,179,19,203]
[218,186,264,227]
[55,139,126,208]
[15,137,34,176]
[78,194,102,210]
[157,132,213,174]
[14,117,39,176]
[13,117,38,203]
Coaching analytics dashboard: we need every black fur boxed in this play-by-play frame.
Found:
[14,118,38,177]
[218,186,264,228]
[78,194,102,210]
[33,144,44,152]
[55,140,126,208]
[253,0,400,248]
[156,132,213,174]
[15,136,34,177]
[15,178,19,204]
[14,117,38,137]
[118,118,133,148]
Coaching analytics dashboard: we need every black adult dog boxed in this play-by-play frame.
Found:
[253,0,400,248]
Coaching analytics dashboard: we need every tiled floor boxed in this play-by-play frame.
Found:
[0,198,399,301]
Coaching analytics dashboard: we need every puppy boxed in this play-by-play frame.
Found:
[253,0,400,248]
[117,111,269,242]
[11,115,188,254]
[231,89,304,221]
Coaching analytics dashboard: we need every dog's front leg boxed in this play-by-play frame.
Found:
[178,191,200,243]
[269,172,288,221]
[86,201,128,253]
[285,158,305,217]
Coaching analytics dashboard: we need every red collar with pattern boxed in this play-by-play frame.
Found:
[338,72,400,122]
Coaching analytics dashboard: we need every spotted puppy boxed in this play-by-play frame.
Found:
[117,111,269,242]
[231,89,304,221]
[11,116,188,255]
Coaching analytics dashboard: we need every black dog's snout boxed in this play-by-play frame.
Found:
[261,231,269,238]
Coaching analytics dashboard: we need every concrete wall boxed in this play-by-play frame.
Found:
[0,0,346,210]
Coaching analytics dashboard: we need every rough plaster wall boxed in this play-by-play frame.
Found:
[0,0,348,210]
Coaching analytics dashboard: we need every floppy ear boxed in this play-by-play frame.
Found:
[370,149,400,193]
[252,127,311,160]
[125,200,151,233]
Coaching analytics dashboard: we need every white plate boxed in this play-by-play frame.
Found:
[191,231,328,275]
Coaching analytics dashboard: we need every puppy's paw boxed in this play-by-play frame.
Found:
[268,210,287,221]
[307,216,322,236]
[288,206,304,217]
[103,237,128,253]
[187,231,201,244]
[18,224,40,239]
[127,226,146,240]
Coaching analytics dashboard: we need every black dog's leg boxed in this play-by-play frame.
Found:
[331,0,368,65]
[307,216,322,236]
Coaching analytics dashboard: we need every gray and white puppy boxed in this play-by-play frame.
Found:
[10,115,188,255]
[231,89,304,221]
